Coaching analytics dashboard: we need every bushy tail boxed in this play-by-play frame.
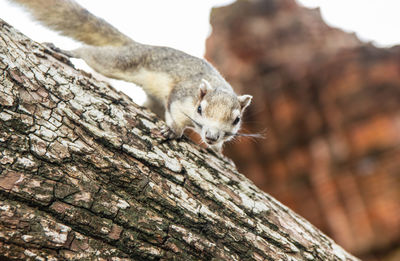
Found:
[9,0,134,46]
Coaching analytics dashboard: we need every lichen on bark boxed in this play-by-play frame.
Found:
[0,19,359,260]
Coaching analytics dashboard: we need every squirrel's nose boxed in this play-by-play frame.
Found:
[205,131,219,144]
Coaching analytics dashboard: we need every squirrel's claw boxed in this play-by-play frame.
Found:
[160,125,178,140]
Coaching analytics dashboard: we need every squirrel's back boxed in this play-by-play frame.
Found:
[9,0,133,46]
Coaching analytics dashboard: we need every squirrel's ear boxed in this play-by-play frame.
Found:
[199,79,213,99]
[238,95,252,111]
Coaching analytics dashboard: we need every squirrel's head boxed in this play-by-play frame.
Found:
[191,79,252,147]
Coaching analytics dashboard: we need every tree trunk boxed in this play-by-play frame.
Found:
[0,19,358,260]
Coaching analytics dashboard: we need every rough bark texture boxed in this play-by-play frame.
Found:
[205,0,400,260]
[0,19,359,260]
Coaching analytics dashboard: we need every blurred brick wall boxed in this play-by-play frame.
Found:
[205,0,400,259]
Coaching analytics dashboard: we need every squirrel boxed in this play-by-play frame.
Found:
[9,0,254,152]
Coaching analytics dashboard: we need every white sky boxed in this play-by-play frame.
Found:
[1,0,400,103]
[296,0,400,47]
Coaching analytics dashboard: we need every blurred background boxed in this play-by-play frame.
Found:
[1,0,400,260]
[206,1,400,260]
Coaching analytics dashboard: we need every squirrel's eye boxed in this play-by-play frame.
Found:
[233,116,240,125]
[197,105,202,115]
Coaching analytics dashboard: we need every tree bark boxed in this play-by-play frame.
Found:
[0,19,358,260]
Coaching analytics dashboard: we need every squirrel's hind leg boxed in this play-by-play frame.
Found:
[42,42,74,57]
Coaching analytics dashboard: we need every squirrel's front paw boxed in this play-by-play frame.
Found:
[160,125,178,140]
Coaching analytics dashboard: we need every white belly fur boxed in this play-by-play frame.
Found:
[114,68,174,103]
